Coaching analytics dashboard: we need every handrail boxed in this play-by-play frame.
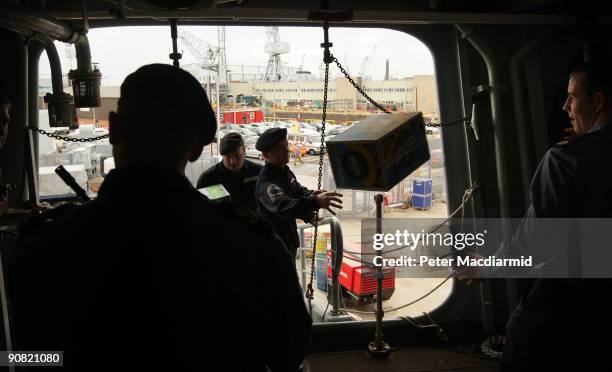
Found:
[297,216,344,318]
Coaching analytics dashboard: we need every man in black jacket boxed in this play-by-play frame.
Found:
[10,64,310,372]
[255,127,342,258]
[197,132,262,212]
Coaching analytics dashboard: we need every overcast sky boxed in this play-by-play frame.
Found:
[40,26,435,86]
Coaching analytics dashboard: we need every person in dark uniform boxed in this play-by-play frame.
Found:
[197,132,262,212]
[459,52,612,371]
[9,65,311,372]
[255,127,342,258]
[0,91,11,215]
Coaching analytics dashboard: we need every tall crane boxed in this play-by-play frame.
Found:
[217,26,228,87]
[263,26,290,81]
[358,45,378,79]
[178,29,219,72]
[178,27,229,154]
[178,28,229,97]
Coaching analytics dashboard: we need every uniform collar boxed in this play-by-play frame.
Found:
[587,120,610,134]
[264,162,289,175]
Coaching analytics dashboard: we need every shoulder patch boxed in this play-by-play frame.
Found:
[266,184,285,203]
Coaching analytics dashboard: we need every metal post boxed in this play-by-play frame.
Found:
[455,24,510,224]
[509,29,556,208]
[168,19,181,68]
[368,193,391,358]
[25,128,39,203]
[326,217,351,322]
[216,69,221,154]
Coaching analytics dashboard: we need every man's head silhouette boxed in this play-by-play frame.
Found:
[109,64,216,171]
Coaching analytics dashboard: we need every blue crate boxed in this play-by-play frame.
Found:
[412,178,432,195]
[412,193,432,210]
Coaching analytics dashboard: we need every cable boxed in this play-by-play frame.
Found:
[480,335,504,359]
[341,270,455,315]
[321,187,476,316]
[342,184,478,257]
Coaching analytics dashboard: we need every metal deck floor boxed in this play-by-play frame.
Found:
[304,347,499,372]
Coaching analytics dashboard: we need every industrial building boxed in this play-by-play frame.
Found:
[228,74,438,120]
[39,74,439,126]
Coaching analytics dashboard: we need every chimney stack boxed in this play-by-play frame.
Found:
[385,59,390,80]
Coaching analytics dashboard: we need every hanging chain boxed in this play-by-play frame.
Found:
[332,55,391,114]
[306,22,472,299]
[333,55,470,128]
[425,116,471,128]
[306,57,330,300]
[306,17,335,300]
[26,126,109,143]
[17,127,108,204]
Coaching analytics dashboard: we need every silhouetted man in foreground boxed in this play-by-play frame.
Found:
[10,64,310,371]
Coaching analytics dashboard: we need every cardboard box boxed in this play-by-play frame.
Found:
[326,112,430,191]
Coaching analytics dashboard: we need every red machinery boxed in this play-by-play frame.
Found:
[328,251,395,303]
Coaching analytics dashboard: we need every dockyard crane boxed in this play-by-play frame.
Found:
[263,26,290,81]
[358,45,377,79]
[178,29,220,73]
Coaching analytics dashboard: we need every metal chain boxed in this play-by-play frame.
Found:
[425,116,471,128]
[332,55,391,114]
[333,55,470,128]
[342,184,478,257]
[27,126,109,142]
[17,127,108,203]
[305,36,472,299]
[306,61,330,300]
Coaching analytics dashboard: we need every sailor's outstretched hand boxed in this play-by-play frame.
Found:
[315,191,343,215]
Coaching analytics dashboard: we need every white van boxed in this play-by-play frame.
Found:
[287,133,325,155]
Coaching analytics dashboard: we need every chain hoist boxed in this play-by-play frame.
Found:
[19,126,109,203]
[26,126,109,142]
[305,15,473,300]
[306,16,333,300]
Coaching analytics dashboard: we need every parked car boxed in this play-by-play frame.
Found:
[242,126,262,135]
[243,136,258,146]
[215,129,232,141]
[300,122,318,132]
[426,127,440,135]
[245,144,263,160]
[327,127,343,136]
